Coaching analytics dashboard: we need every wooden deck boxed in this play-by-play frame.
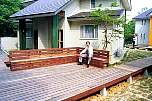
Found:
[0,57,152,100]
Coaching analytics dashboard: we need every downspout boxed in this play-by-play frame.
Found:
[124,10,127,47]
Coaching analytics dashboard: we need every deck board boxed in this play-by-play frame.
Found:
[0,64,131,101]
[0,57,152,100]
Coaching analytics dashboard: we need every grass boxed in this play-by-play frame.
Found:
[121,49,152,63]
[110,49,152,67]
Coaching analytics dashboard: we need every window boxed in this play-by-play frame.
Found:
[91,0,96,8]
[144,33,146,40]
[142,20,146,25]
[142,20,144,25]
[80,25,98,39]
[141,33,142,40]
[144,20,146,25]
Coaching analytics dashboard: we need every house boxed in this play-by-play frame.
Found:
[10,0,131,63]
[133,8,152,47]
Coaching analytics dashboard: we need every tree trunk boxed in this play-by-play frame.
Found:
[103,27,108,50]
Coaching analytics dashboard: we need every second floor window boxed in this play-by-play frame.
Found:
[80,25,98,39]
[91,0,96,8]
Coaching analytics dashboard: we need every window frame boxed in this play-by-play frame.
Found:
[80,24,98,40]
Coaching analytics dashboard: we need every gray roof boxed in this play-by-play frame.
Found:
[10,0,72,18]
[133,8,152,20]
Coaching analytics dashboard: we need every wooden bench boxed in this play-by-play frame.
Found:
[7,47,109,71]
[78,48,109,67]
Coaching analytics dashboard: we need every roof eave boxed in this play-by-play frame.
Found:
[133,17,149,20]
[10,12,55,20]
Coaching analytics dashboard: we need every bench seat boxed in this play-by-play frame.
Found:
[10,55,78,71]
[11,55,78,63]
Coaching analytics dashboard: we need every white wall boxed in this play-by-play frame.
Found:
[135,19,149,46]
[38,17,49,49]
[80,0,90,12]
[110,34,124,63]
[62,20,124,63]
[62,0,125,63]
[64,0,80,17]
[80,0,124,12]
[0,37,18,52]
[63,0,80,48]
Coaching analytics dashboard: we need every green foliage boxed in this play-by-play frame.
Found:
[124,20,135,44]
[111,2,119,7]
[90,9,125,31]
[122,49,152,63]
[110,49,152,67]
[0,0,22,37]
[90,9,125,49]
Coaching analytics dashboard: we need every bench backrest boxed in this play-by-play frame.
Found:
[78,48,109,59]
[9,47,78,61]
[9,47,109,63]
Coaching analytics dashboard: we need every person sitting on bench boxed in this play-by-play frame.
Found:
[78,41,93,68]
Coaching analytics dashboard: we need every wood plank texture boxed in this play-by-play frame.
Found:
[8,47,109,71]
[0,57,152,101]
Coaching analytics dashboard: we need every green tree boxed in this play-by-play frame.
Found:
[0,0,22,37]
[90,9,125,49]
[124,20,135,44]
[111,1,119,7]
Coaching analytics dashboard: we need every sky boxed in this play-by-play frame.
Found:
[127,0,152,20]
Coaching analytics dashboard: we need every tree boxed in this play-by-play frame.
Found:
[124,20,135,44]
[90,9,125,49]
[0,0,22,37]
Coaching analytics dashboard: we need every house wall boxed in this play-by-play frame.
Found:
[80,0,123,12]
[148,17,152,46]
[63,0,125,63]
[37,17,50,49]
[64,0,80,17]
[135,19,149,46]
[63,20,124,63]
[63,0,80,47]
[0,37,18,51]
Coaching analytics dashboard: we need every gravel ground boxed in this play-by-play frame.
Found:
[81,75,152,101]
[104,77,152,101]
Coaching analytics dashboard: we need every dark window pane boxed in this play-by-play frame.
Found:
[91,0,96,8]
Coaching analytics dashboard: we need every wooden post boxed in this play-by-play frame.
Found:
[100,87,107,96]
[19,19,26,50]
[127,76,133,84]
[144,69,149,76]
[52,15,58,48]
